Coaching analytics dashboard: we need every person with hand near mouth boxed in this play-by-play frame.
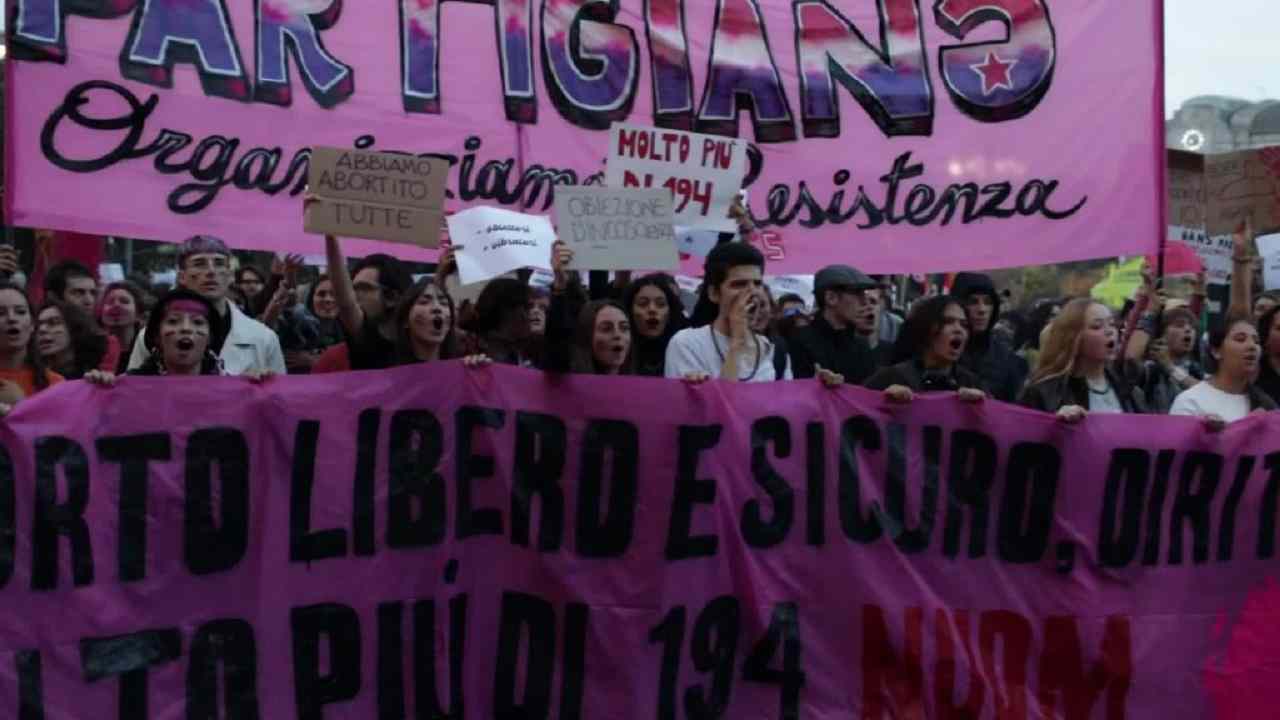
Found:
[35,302,111,380]
[665,242,792,383]
[1122,291,1204,413]
[865,296,986,404]
[1019,298,1145,422]
[1170,314,1275,430]
[0,283,63,414]
[620,275,686,376]
[98,282,146,374]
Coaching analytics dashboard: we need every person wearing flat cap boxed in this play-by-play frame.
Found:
[788,264,881,385]
[126,235,285,375]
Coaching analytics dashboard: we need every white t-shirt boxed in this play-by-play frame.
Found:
[664,326,791,383]
[1088,385,1124,414]
[1170,381,1251,423]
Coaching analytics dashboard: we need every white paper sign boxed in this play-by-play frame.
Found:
[1257,233,1280,291]
[675,226,723,259]
[98,263,125,284]
[606,123,747,232]
[449,207,555,285]
[765,275,815,309]
[554,187,678,270]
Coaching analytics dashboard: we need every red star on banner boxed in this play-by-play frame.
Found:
[971,52,1017,96]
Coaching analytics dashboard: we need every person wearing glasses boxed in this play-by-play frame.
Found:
[324,234,415,371]
[787,264,881,385]
[125,235,284,375]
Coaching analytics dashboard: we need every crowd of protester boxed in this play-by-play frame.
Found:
[4,217,1279,432]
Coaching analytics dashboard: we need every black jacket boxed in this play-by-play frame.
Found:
[951,273,1028,402]
[1018,367,1147,414]
[1258,362,1280,408]
[788,314,878,384]
[865,360,984,393]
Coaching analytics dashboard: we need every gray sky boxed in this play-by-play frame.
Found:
[0,1,1267,115]
[1165,0,1274,113]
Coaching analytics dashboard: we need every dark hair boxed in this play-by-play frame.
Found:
[1208,311,1256,354]
[1162,305,1196,329]
[890,295,965,364]
[570,300,635,375]
[351,253,413,303]
[36,301,108,379]
[1017,298,1063,351]
[98,281,147,326]
[393,279,458,363]
[1261,304,1280,375]
[703,242,764,291]
[777,293,806,308]
[305,275,331,315]
[235,266,267,290]
[621,274,687,333]
[0,283,53,391]
[227,285,250,312]
[138,288,227,375]
[45,260,94,300]
[1255,290,1280,313]
[466,278,531,335]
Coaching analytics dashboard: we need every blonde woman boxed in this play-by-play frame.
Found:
[1018,298,1146,423]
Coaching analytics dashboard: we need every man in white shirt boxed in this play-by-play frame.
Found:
[127,235,285,375]
[665,242,791,383]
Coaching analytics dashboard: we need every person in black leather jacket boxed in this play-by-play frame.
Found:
[1019,298,1146,422]
[866,295,986,404]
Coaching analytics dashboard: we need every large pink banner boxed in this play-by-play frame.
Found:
[5,0,1162,271]
[0,364,1277,718]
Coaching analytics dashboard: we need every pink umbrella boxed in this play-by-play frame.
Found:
[1146,242,1204,276]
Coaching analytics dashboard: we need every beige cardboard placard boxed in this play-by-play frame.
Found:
[305,197,443,247]
[305,146,447,247]
[555,187,679,271]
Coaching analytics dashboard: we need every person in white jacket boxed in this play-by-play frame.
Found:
[127,235,285,375]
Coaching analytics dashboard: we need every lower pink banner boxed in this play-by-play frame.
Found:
[0,364,1276,718]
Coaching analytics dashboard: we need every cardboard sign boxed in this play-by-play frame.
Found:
[1203,148,1280,236]
[448,207,556,285]
[554,187,678,271]
[304,147,447,247]
[606,123,747,232]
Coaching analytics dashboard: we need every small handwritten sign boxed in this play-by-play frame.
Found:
[554,187,678,270]
[305,147,447,247]
[448,207,556,285]
[606,123,746,232]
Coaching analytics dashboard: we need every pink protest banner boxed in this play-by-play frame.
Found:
[0,364,1278,718]
[5,1,1162,271]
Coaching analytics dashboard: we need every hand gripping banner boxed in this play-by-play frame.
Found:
[0,364,1277,718]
